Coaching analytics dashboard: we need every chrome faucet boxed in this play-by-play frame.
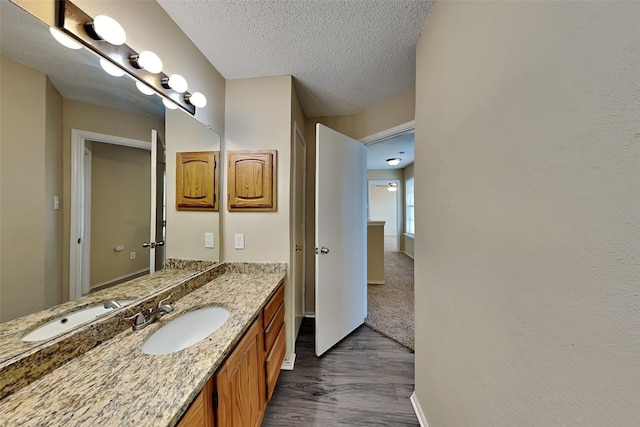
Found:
[128,296,173,331]
[103,300,122,310]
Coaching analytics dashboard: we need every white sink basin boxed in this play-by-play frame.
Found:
[141,306,231,355]
[22,300,134,342]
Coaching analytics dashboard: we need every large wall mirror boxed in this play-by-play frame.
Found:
[0,0,221,348]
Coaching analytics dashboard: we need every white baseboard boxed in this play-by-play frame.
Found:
[410,392,429,427]
[403,251,415,260]
[304,313,316,318]
[368,280,385,285]
[281,352,296,370]
[91,268,149,291]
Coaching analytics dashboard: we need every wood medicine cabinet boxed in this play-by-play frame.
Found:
[176,151,219,211]
[227,150,277,211]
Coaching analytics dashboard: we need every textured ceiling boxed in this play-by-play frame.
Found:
[157,0,434,117]
[366,130,414,170]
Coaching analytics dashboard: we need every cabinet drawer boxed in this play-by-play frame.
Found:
[264,302,284,352]
[263,283,284,327]
[265,323,286,401]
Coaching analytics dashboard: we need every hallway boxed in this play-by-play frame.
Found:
[262,318,418,426]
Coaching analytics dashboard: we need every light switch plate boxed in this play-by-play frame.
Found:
[205,232,214,248]
[234,234,245,250]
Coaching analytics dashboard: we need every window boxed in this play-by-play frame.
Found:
[405,177,414,235]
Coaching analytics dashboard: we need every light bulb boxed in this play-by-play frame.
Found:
[99,58,125,77]
[131,51,163,74]
[161,74,188,93]
[387,186,398,192]
[185,92,207,108]
[136,81,155,95]
[90,15,126,45]
[49,27,82,50]
[162,98,178,110]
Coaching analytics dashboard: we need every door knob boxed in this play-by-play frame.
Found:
[295,245,303,252]
[320,246,330,254]
[143,241,165,249]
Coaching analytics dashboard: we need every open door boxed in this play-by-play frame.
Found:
[145,129,165,273]
[315,124,367,356]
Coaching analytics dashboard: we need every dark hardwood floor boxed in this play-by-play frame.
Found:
[262,318,418,426]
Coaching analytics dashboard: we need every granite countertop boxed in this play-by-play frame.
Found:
[0,267,203,362]
[0,271,284,426]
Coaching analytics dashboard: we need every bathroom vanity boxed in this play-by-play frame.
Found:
[0,262,286,426]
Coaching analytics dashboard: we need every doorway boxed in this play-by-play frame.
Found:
[69,129,163,300]
[367,179,401,251]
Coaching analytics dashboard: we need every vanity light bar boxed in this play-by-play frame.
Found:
[55,0,197,115]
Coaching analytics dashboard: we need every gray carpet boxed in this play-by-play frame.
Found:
[365,240,415,351]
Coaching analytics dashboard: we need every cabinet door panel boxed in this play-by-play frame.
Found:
[176,151,219,210]
[227,150,276,211]
[215,317,266,427]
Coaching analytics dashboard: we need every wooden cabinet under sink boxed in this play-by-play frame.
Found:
[177,283,286,427]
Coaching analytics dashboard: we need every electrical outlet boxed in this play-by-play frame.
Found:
[130,251,136,260]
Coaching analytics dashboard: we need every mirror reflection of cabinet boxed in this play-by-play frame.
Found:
[176,151,220,211]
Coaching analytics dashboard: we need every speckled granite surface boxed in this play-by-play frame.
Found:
[0,268,202,362]
[0,268,285,426]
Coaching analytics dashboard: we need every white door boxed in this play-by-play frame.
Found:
[315,124,367,356]
[145,129,165,273]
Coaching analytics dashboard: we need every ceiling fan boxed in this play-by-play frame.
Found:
[375,182,398,192]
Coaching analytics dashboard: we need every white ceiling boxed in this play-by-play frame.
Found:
[157,0,434,117]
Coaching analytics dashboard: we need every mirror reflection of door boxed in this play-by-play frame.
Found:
[70,129,166,298]
[84,139,163,293]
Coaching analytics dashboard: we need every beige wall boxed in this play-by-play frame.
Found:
[165,108,221,263]
[1,55,62,321]
[89,142,150,287]
[414,2,640,426]
[224,75,293,357]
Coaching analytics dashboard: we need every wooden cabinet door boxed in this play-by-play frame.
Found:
[177,377,214,427]
[176,151,219,210]
[215,316,266,427]
[227,150,276,211]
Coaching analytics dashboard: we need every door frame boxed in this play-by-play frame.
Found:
[361,120,415,253]
[69,129,151,301]
[292,122,306,336]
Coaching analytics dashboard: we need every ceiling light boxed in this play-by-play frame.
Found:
[99,58,125,77]
[185,92,207,108]
[387,184,398,192]
[161,74,188,93]
[86,15,126,45]
[49,27,82,50]
[162,98,178,110]
[130,51,163,74]
[386,158,401,166]
[136,81,155,95]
